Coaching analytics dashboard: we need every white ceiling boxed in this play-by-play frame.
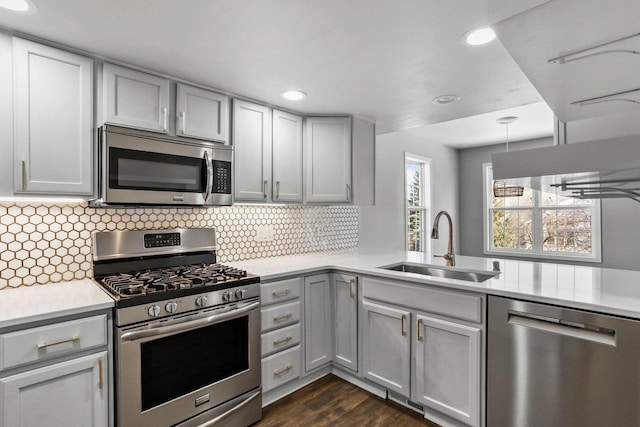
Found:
[0,0,544,136]
[405,101,554,148]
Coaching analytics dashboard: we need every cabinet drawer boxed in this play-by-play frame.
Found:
[261,278,301,306]
[0,315,107,371]
[261,301,300,332]
[363,277,483,323]
[262,344,301,393]
[261,324,301,357]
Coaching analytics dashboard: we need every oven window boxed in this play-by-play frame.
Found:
[109,147,206,192]
[141,316,249,410]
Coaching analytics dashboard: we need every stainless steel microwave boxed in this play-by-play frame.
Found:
[90,125,233,207]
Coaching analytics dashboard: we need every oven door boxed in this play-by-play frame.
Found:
[116,300,261,427]
[102,127,232,206]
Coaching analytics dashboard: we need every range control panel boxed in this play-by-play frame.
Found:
[144,232,181,248]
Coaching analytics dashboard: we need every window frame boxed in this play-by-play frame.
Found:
[405,153,431,253]
[482,163,602,263]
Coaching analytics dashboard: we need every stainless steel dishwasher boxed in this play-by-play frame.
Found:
[488,295,640,427]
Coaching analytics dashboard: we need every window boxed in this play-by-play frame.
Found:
[405,154,431,252]
[484,164,601,262]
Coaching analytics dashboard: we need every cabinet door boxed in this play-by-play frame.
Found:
[103,63,170,133]
[176,83,229,143]
[304,116,352,203]
[304,274,332,371]
[0,351,108,427]
[361,300,410,397]
[332,273,358,372]
[232,100,272,201]
[272,109,303,202]
[13,38,93,195]
[414,314,480,427]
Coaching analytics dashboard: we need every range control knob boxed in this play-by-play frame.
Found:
[235,288,246,299]
[222,291,235,302]
[195,295,208,308]
[147,305,161,317]
[165,302,178,313]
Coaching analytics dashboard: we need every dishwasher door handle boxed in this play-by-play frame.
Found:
[508,312,617,346]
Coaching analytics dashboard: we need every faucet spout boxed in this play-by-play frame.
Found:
[431,210,455,266]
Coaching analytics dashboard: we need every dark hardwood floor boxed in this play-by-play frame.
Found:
[255,374,441,427]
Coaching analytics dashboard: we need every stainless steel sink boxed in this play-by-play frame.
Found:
[380,262,499,282]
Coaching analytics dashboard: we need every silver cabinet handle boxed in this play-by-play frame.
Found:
[38,335,80,349]
[272,289,291,297]
[417,319,423,341]
[349,278,355,299]
[98,358,104,390]
[203,151,213,202]
[273,336,293,346]
[21,160,27,191]
[276,180,280,199]
[162,107,168,132]
[346,183,351,201]
[180,111,186,134]
[263,180,268,198]
[401,314,407,336]
[273,313,293,322]
[274,364,293,376]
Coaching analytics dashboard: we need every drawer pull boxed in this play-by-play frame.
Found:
[273,313,293,322]
[274,364,293,376]
[273,336,293,346]
[272,289,291,297]
[37,335,80,349]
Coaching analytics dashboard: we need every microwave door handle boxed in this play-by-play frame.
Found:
[203,151,213,202]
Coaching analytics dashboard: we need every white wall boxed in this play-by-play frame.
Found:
[359,131,458,254]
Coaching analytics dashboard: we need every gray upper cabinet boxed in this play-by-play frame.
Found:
[272,109,303,202]
[13,38,93,195]
[103,63,170,133]
[233,99,272,201]
[176,83,229,143]
[304,116,352,203]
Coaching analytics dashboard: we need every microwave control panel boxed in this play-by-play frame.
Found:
[212,160,231,194]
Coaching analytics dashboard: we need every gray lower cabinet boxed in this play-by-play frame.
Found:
[414,314,481,427]
[0,312,110,427]
[331,273,358,372]
[304,274,332,371]
[260,278,303,393]
[12,37,94,195]
[361,299,411,396]
[361,277,483,427]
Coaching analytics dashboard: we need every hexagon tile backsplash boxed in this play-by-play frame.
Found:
[0,202,359,289]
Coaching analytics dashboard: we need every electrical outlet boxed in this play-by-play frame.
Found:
[255,225,275,242]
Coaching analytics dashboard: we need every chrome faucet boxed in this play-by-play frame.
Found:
[431,210,455,266]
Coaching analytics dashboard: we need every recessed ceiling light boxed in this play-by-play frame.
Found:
[464,27,496,46]
[280,90,307,101]
[432,95,460,105]
[0,0,36,13]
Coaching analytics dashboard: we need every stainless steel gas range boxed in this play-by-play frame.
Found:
[92,228,262,427]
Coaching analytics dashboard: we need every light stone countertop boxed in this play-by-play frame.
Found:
[228,249,640,319]
[0,279,114,329]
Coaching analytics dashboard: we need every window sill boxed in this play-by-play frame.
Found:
[484,248,602,264]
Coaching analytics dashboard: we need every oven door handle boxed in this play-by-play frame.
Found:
[197,389,261,427]
[203,150,213,202]
[120,301,259,342]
